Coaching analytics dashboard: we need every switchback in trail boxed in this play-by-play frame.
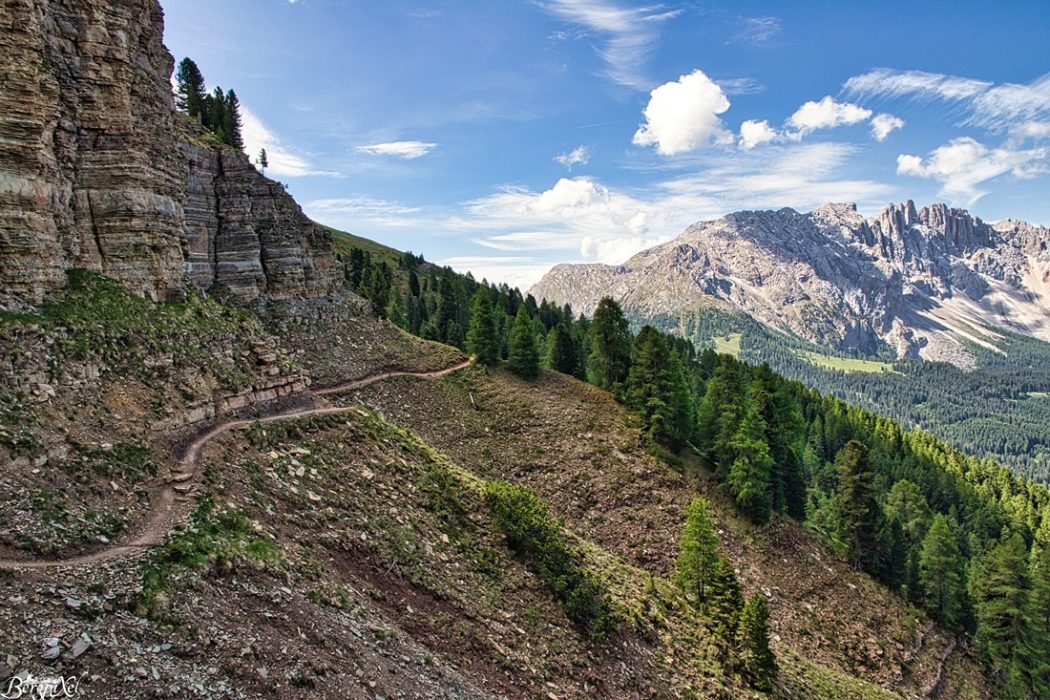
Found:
[0,358,473,572]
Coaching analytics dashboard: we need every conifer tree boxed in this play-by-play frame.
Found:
[735,594,778,691]
[507,305,539,379]
[586,297,631,393]
[466,287,499,365]
[708,555,744,634]
[387,288,408,329]
[625,326,674,442]
[834,440,885,573]
[257,148,269,174]
[726,398,774,524]
[674,498,720,610]
[919,514,966,627]
[972,532,1032,696]
[698,355,745,471]
[224,89,244,150]
[175,57,206,119]
[1026,515,1050,696]
[548,322,577,375]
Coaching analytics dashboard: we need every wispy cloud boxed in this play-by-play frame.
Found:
[354,141,437,159]
[555,145,590,168]
[540,0,681,90]
[844,68,1050,132]
[728,16,782,45]
[305,196,423,228]
[240,106,340,178]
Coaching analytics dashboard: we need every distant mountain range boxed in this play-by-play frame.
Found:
[531,201,1050,367]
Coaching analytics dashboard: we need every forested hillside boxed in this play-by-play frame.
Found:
[343,237,1050,698]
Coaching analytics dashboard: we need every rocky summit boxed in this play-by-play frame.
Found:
[530,201,1050,366]
[0,0,338,308]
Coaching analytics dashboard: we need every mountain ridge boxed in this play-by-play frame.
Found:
[531,200,1050,367]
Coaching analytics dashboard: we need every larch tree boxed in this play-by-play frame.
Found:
[674,498,721,610]
[919,514,966,627]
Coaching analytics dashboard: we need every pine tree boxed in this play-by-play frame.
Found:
[175,57,206,119]
[224,89,244,150]
[548,322,577,375]
[257,148,269,174]
[586,297,631,394]
[735,594,778,691]
[437,277,459,344]
[466,288,499,365]
[507,305,539,379]
[697,355,744,472]
[674,498,720,610]
[206,86,228,139]
[625,326,674,442]
[919,514,966,627]
[708,555,744,634]
[360,265,390,319]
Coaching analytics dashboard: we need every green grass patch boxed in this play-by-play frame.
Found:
[137,497,281,620]
[484,480,620,641]
[800,351,894,374]
[712,333,742,357]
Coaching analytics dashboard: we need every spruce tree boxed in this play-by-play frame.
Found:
[548,322,577,375]
[224,89,244,150]
[1026,514,1050,696]
[674,498,720,610]
[972,533,1033,696]
[919,514,966,627]
[625,326,674,442]
[735,594,778,691]
[726,399,774,524]
[507,305,539,379]
[697,355,744,472]
[387,288,408,329]
[834,440,885,573]
[257,148,269,173]
[708,555,744,634]
[586,297,631,393]
[175,57,206,119]
[466,287,499,365]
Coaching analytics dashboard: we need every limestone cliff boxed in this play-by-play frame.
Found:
[0,0,339,307]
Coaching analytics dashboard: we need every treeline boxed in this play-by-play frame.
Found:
[174,57,244,150]
[345,247,1050,696]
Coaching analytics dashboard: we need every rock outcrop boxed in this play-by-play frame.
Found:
[531,202,1050,365]
[0,0,338,308]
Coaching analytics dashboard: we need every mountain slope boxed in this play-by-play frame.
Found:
[530,201,1050,367]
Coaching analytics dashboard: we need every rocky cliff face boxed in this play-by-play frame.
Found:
[531,202,1050,365]
[0,0,338,308]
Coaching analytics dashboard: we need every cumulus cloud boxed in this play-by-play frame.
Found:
[633,69,733,155]
[540,0,681,89]
[739,119,779,150]
[844,68,1050,132]
[240,106,339,178]
[555,145,590,168]
[870,113,905,141]
[354,141,437,159]
[786,96,872,136]
[896,137,1048,205]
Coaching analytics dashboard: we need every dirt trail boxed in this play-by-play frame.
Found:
[0,358,473,571]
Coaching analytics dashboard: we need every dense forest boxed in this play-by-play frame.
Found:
[661,308,1050,484]
[340,240,1050,698]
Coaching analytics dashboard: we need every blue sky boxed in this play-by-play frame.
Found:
[163,0,1050,288]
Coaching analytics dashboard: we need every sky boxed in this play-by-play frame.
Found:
[163,0,1050,289]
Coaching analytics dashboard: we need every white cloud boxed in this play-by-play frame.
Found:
[633,69,733,155]
[240,106,339,178]
[555,145,590,168]
[717,77,764,96]
[354,141,437,159]
[786,96,872,136]
[870,113,905,141]
[437,256,556,291]
[540,0,680,90]
[305,196,423,228]
[844,69,1050,132]
[896,137,1048,205]
[1010,121,1050,143]
[739,119,779,150]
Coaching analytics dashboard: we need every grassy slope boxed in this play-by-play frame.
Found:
[348,364,986,699]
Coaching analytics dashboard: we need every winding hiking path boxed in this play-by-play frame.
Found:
[0,358,473,572]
